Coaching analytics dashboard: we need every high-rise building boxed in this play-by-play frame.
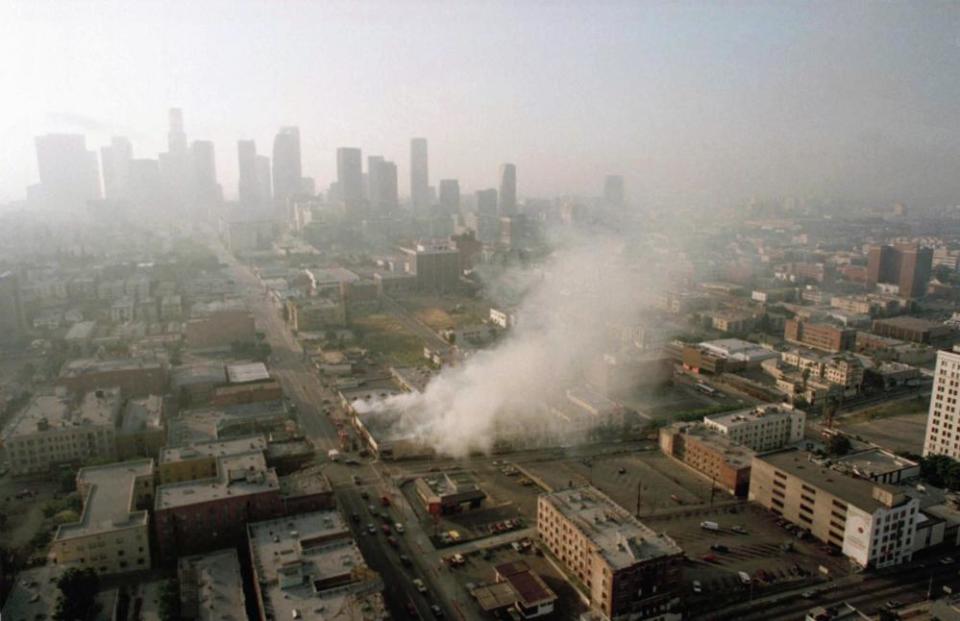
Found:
[475,188,499,243]
[410,138,429,213]
[866,243,933,299]
[237,140,259,207]
[0,271,26,346]
[367,155,384,204]
[271,127,302,205]
[34,134,101,209]
[498,163,517,216]
[255,156,272,205]
[923,347,960,458]
[168,108,187,153]
[603,174,625,207]
[100,137,133,201]
[336,147,363,214]
[438,179,460,215]
[191,140,219,207]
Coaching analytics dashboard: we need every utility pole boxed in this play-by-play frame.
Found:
[636,482,643,518]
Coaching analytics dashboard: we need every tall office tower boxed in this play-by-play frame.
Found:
[237,140,260,207]
[336,147,364,215]
[34,134,101,209]
[438,179,460,215]
[127,159,163,210]
[498,163,517,216]
[100,137,133,201]
[367,155,384,205]
[256,156,272,205]
[191,140,220,206]
[378,161,399,211]
[923,347,960,458]
[168,108,187,153]
[866,243,933,299]
[0,271,26,346]
[271,127,302,205]
[475,188,499,243]
[603,175,625,207]
[410,137,429,213]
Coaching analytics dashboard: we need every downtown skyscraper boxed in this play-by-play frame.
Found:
[498,163,517,216]
[337,147,363,216]
[272,127,302,205]
[34,134,101,210]
[410,137,429,214]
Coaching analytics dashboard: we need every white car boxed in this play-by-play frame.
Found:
[692,580,702,594]
[412,578,428,594]
[394,523,405,534]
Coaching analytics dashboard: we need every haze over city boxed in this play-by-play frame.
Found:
[5,2,960,621]
[2,1,960,206]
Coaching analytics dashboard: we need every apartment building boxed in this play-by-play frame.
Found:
[49,459,154,575]
[659,424,753,496]
[154,450,284,559]
[3,389,122,475]
[247,511,386,621]
[116,395,165,460]
[923,347,960,458]
[703,404,805,452]
[750,449,918,568]
[538,487,683,621]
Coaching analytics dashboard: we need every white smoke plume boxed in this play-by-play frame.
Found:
[354,228,672,457]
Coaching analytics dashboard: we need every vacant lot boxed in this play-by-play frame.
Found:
[842,411,928,455]
[351,313,425,366]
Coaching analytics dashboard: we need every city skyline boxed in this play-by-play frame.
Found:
[2,1,960,207]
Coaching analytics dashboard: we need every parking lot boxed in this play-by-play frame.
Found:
[643,502,853,613]
[522,451,714,515]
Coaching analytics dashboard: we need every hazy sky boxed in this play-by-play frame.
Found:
[2,1,959,206]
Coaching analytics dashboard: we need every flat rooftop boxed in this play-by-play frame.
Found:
[835,448,919,478]
[4,388,120,438]
[248,512,386,621]
[757,449,907,512]
[119,395,163,434]
[60,357,164,377]
[706,403,801,428]
[226,361,271,384]
[55,459,153,541]
[178,549,247,621]
[156,451,279,510]
[160,435,267,464]
[541,487,682,570]
[679,424,755,469]
[494,561,557,607]
[874,315,949,331]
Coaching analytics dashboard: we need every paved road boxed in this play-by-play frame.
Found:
[220,247,463,619]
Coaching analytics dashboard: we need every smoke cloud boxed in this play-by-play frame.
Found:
[354,227,671,457]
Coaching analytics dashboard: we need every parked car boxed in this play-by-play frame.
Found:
[731,525,747,534]
[367,523,376,534]
[413,578,428,594]
[710,544,729,553]
[941,556,955,565]
[395,522,405,534]
[692,580,702,594]
[430,604,444,618]
[399,554,412,566]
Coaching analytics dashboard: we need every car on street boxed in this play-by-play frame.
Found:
[802,591,816,599]
[381,524,391,535]
[692,580,702,593]
[395,522,405,534]
[413,578,428,593]
[731,525,747,534]
[399,554,412,566]
[387,536,398,547]
[886,600,902,610]
[405,602,419,618]
[941,556,955,565]
[701,553,718,563]
[366,523,376,534]
[710,544,729,553]
[430,604,444,618]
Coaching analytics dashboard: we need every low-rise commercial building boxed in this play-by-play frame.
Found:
[538,487,683,621]
[3,389,122,475]
[784,319,857,353]
[57,357,168,397]
[749,449,918,568]
[158,435,268,484]
[247,511,386,621]
[414,471,486,515]
[834,449,920,485]
[872,316,955,347]
[494,561,557,619]
[703,404,805,452]
[50,459,155,575]
[659,423,753,497]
